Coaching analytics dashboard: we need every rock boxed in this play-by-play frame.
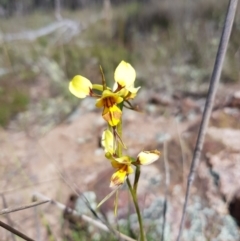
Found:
[207,127,240,151]
[209,151,240,203]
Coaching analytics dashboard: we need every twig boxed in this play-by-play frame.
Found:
[0,200,50,215]
[176,0,239,240]
[1,194,16,241]
[161,141,170,241]
[0,220,35,241]
[33,192,136,241]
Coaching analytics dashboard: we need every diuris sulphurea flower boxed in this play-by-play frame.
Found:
[68,61,140,126]
[106,153,134,188]
[105,150,160,188]
[95,90,123,126]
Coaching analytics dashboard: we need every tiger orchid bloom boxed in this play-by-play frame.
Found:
[69,61,140,125]
[108,155,134,188]
[105,149,160,187]
[96,90,123,126]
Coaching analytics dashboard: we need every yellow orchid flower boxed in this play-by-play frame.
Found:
[96,90,123,126]
[109,155,134,188]
[114,61,141,99]
[69,75,93,98]
[136,150,161,165]
[101,129,115,154]
[110,165,134,188]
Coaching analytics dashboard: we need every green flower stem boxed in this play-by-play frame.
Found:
[116,105,145,241]
[116,103,124,157]
[127,177,145,241]
[116,120,122,157]
[133,166,141,192]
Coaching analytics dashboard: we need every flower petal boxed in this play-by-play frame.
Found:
[114,61,136,87]
[117,86,141,100]
[114,156,132,165]
[69,75,92,98]
[110,169,127,187]
[111,160,123,169]
[110,165,134,188]
[95,90,123,108]
[101,129,115,154]
[95,98,104,108]
[137,150,161,165]
[102,105,122,126]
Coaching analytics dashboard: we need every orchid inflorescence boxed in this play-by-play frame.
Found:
[69,61,160,188]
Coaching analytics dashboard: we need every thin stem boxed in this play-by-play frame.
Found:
[0,220,34,241]
[176,0,239,240]
[1,194,16,241]
[127,178,145,241]
[116,120,123,157]
[116,114,145,241]
[133,166,141,192]
[0,200,49,215]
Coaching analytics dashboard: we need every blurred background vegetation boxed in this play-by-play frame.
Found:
[0,0,239,128]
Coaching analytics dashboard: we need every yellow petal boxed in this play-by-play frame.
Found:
[107,154,124,169]
[102,90,123,104]
[101,129,115,154]
[114,61,136,87]
[110,165,134,188]
[105,153,129,169]
[111,160,123,169]
[127,165,134,174]
[125,89,140,99]
[102,105,122,126]
[95,90,123,108]
[95,98,104,108]
[114,156,132,165]
[127,86,141,95]
[110,169,127,187]
[137,150,161,165]
[117,86,141,100]
[69,75,92,98]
